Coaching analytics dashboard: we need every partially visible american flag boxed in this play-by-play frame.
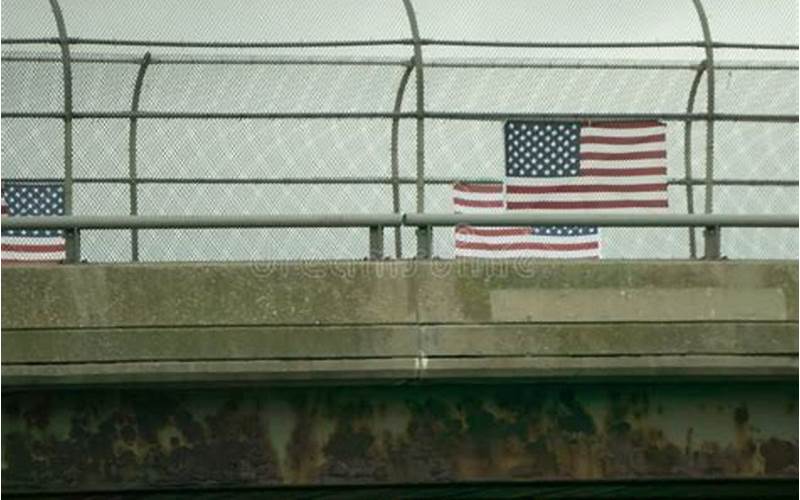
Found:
[504,121,668,211]
[453,182,601,259]
[1,182,66,263]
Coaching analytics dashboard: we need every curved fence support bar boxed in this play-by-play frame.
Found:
[390,61,415,259]
[48,0,77,262]
[401,0,430,258]
[691,0,718,258]
[684,61,707,259]
[128,52,152,262]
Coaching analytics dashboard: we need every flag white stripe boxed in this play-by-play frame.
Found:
[581,143,667,154]
[2,250,66,260]
[506,175,667,186]
[452,190,504,202]
[1,236,65,246]
[455,248,600,259]
[511,159,667,171]
[506,191,666,203]
[580,159,666,169]
[453,202,505,214]
[581,126,666,138]
[456,233,600,245]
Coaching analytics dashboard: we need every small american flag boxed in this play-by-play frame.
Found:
[1,182,66,263]
[504,121,669,211]
[453,182,601,259]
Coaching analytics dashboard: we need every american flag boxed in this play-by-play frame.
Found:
[504,121,668,211]
[453,182,601,259]
[1,182,66,263]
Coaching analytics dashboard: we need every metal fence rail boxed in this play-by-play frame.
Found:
[4,213,796,261]
[1,0,798,262]
[3,111,798,122]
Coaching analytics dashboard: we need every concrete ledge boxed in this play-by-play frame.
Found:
[419,322,797,357]
[3,261,797,329]
[416,260,798,323]
[3,355,796,387]
[1,262,418,329]
[422,355,798,381]
[2,322,796,364]
[2,325,419,363]
[2,260,797,387]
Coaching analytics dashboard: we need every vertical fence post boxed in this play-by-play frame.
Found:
[401,0,430,259]
[691,0,719,258]
[683,60,707,259]
[129,52,152,262]
[48,0,77,262]
[390,60,415,259]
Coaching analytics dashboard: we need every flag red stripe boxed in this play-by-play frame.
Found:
[456,226,531,237]
[1,259,64,264]
[580,167,667,176]
[453,183,502,193]
[454,198,504,208]
[507,200,669,210]
[580,133,666,145]
[580,150,666,161]
[456,240,599,251]
[507,183,666,194]
[582,121,663,128]
[1,243,66,252]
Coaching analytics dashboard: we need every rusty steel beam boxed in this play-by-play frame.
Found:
[2,382,796,496]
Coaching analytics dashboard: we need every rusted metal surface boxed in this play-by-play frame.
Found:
[2,382,797,495]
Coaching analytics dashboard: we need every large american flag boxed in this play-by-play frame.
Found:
[453,182,601,259]
[452,120,668,259]
[504,120,669,211]
[1,182,66,263]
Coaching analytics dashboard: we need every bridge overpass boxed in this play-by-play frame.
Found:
[2,259,797,497]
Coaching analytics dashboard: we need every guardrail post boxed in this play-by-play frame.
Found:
[703,225,721,259]
[48,0,77,263]
[691,0,719,259]
[416,225,432,258]
[369,225,384,260]
[63,227,81,263]
[129,52,152,262]
[401,0,429,259]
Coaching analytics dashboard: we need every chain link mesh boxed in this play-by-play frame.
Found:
[1,0,797,262]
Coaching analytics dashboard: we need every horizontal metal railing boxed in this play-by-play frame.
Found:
[3,111,798,122]
[3,213,797,262]
[403,213,799,228]
[2,37,798,51]
[4,177,797,187]
[6,213,795,230]
[4,52,799,72]
[2,214,405,230]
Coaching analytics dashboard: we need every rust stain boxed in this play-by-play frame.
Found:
[760,438,798,475]
[2,382,797,495]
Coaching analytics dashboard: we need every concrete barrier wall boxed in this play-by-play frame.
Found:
[2,260,797,386]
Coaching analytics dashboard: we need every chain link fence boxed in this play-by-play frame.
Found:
[1,0,797,262]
